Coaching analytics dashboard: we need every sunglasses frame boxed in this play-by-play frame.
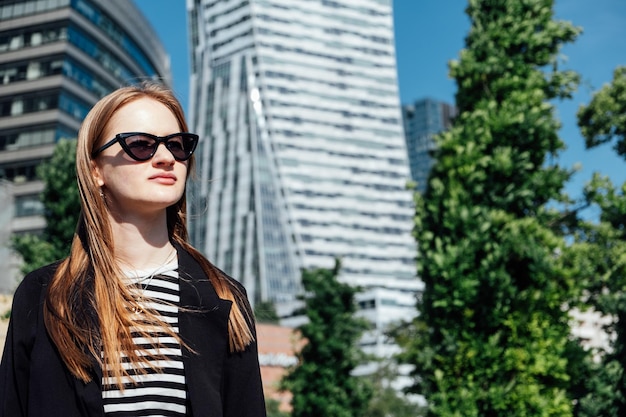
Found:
[91,132,199,162]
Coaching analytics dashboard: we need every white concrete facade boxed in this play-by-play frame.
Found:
[187,0,420,328]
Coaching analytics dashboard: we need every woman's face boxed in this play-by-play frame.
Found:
[92,97,188,220]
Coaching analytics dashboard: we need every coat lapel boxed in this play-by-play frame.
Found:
[176,245,233,416]
[73,368,104,417]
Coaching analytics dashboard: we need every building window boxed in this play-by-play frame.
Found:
[358,299,376,310]
[67,24,136,82]
[0,89,91,121]
[58,91,91,120]
[0,91,58,117]
[0,57,64,85]
[0,125,75,152]
[0,160,43,183]
[0,0,71,20]
[0,24,67,52]
[71,0,158,76]
[61,57,114,97]
[14,194,44,217]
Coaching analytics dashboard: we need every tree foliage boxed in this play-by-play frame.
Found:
[12,139,80,273]
[281,261,371,417]
[266,399,291,417]
[254,300,280,324]
[577,66,626,156]
[406,0,584,415]
[572,68,626,415]
[363,359,426,417]
[562,176,626,416]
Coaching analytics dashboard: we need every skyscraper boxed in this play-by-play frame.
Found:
[0,0,170,290]
[402,97,456,193]
[187,0,418,317]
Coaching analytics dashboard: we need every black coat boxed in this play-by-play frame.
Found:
[0,246,266,417]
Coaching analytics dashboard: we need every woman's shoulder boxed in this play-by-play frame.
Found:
[6,261,61,330]
[24,261,61,283]
[222,271,247,294]
[13,261,62,302]
[204,260,247,294]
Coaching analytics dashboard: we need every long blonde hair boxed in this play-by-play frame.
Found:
[43,82,253,387]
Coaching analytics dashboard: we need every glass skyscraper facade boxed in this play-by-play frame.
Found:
[0,0,170,290]
[187,0,418,314]
[402,97,456,193]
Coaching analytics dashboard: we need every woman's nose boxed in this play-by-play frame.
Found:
[151,142,175,165]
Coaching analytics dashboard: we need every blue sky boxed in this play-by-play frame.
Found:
[134,0,626,199]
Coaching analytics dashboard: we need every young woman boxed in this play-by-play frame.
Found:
[0,82,266,417]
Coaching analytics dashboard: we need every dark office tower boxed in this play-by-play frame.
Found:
[402,98,456,193]
[0,0,170,291]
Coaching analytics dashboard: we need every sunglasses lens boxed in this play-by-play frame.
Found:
[125,135,157,160]
[166,134,195,161]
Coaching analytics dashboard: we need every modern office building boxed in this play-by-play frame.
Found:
[187,0,419,333]
[0,180,17,293]
[402,98,456,193]
[0,0,170,290]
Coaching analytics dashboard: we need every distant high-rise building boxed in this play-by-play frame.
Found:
[187,0,419,327]
[0,0,170,290]
[402,98,456,193]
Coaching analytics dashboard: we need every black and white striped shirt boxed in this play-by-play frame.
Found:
[102,260,187,417]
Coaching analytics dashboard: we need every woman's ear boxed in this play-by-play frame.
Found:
[91,160,105,187]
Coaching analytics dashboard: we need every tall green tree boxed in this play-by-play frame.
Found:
[363,359,426,417]
[12,139,80,273]
[577,66,626,157]
[405,0,583,415]
[254,300,280,324]
[266,399,291,417]
[565,187,626,416]
[573,66,626,416]
[281,261,371,417]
